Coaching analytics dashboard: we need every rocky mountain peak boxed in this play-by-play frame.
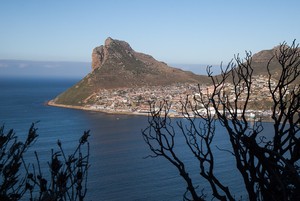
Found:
[102,37,133,53]
[104,37,114,46]
[91,37,134,71]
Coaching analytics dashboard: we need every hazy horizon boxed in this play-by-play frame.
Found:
[0,60,91,79]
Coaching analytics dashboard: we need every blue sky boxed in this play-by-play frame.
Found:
[1,0,300,66]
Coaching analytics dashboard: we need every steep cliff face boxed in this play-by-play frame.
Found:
[91,45,105,70]
[53,37,209,106]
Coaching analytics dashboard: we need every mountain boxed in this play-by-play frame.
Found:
[249,47,278,77]
[52,37,210,106]
[250,44,299,78]
[213,44,300,83]
[90,37,208,87]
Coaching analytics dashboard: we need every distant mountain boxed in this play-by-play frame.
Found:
[52,37,210,106]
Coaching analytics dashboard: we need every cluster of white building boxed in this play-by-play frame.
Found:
[82,75,278,119]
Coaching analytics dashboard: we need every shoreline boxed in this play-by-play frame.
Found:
[47,100,150,117]
[47,100,273,122]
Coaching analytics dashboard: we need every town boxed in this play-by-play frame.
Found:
[82,75,278,119]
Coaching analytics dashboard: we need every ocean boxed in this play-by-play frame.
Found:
[0,77,272,200]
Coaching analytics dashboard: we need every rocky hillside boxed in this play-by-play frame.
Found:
[215,44,300,83]
[249,46,279,76]
[252,44,300,79]
[52,37,210,106]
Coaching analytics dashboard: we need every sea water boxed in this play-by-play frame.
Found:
[0,77,268,200]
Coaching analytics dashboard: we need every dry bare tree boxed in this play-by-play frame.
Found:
[0,123,90,201]
[142,41,300,201]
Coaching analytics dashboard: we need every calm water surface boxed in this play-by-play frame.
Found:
[0,77,271,200]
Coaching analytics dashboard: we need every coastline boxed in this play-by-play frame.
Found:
[47,100,273,122]
[47,100,150,116]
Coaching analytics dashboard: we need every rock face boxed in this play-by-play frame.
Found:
[91,37,131,70]
[53,37,209,106]
[91,46,105,70]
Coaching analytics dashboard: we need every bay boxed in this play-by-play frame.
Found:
[0,77,269,200]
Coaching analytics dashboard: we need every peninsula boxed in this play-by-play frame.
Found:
[49,38,292,117]
[49,37,210,115]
